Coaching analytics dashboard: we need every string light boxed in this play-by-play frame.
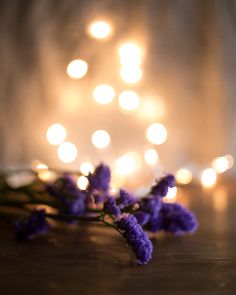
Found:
[138,97,165,121]
[91,130,110,149]
[118,90,140,112]
[47,124,67,146]
[119,43,142,67]
[115,154,137,176]
[146,123,167,145]
[57,141,78,163]
[144,149,159,165]
[176,168,192,185]
[80,162,94,176]
[164,187,177,202]
[77,176,89,190]
[66,59,88,80]
[120,67,142,84]
[212,155,232,174]
[88,20,112,39]
[225,154,234,169]
[93,84,115,104]
[201,168,217,188]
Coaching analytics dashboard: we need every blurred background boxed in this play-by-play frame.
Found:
[0,0,236,190]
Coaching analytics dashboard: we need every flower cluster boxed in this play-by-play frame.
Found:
[46,174,86,221]
[103,189,137,218]
[5,163,198,266]
[115,215,153,265]
[15,210,49,241]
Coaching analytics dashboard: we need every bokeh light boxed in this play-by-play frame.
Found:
[118,90,140,112]
[164,186,178,202]
[144,149,159,165]
[66,59,88,80]
[120,67,143,84]
[115,154,137,176]
[91,130,110,149]
[93,84,115,104]
[47,124,67,146]
[119,43,142,67]
[201,168,217,188]
[225,154,234,169]
[138,97,166,121]
[176,168,193,185]
[80,162,94,176]
[57,141,78,163]
[146,123,167,145]
[88,20,112,39]
[77,175,89,190]
[212,155,231,174]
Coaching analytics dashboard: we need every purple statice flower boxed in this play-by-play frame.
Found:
[146,202,198,235]
[15,210,49,241]
[46,174,86,220]
[103,196,120,218]
[116,189,137,210]
[134,211,150,226]
[140,196,162,216]
[150,174,175,197]
[116,215,153,265]
[88,163,111,193]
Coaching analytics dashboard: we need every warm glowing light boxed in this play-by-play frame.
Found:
[164,187,177,202]
[80,162,94,176]
[91,130,110,149]
[66,59,88,79]
[57,141,78,163]
[120,67,142,84]
[88,20,112,39]
[93,84,115,104]
[38,170,57,182]
[146,123,167,145]
[212,155,232,174]
[77,176,89,190]
[47,124,67,146]
[201,168,217,188]
[144,149,159,165]
[176,168,192,185]
[226,154,234,169]
[138,98,165,121]
[119,43,142,67]
[36,163,48,170]
[118,90,140,112]
[111,172,126,188]
[115,154,137,176]
[110,186,117,194]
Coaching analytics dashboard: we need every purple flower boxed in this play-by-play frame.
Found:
[103,196,120,218]
[134,211,150,226]
[46,174,86,220]
[151,174,175,197]
[146,203,198,235]
[139,196,162,218]
[116,215,153,265]
[15,210,49,241]
[116,189,137,209]
[88,163,111,192]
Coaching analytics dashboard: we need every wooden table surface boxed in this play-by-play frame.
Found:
[0,183,236,295]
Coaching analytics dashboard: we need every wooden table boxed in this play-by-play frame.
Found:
[0,183,236,295]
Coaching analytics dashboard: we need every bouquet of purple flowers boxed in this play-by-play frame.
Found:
[0,164,198,265]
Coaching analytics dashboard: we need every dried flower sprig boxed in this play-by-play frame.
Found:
[0,163,198,265]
